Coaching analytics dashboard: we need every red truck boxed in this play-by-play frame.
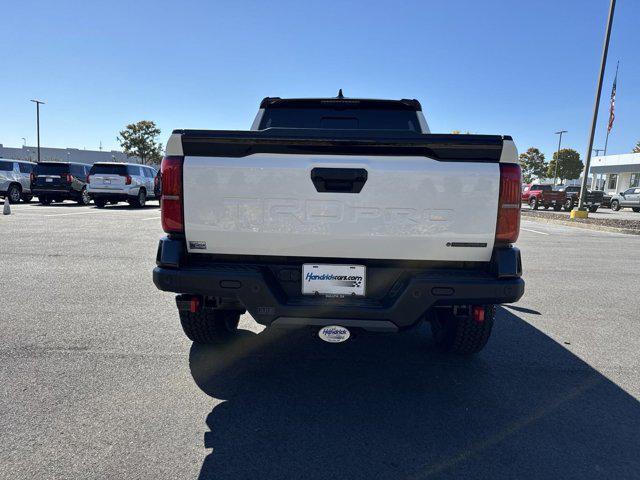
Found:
[521,184,565,210]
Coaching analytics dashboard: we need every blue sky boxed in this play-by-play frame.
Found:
[2,0,638,160]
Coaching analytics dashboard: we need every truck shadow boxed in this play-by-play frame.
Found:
[189,308,640,479]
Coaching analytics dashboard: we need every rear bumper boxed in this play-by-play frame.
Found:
[88,192,136,201]
[152,237,524,331]
[31,188,78,198]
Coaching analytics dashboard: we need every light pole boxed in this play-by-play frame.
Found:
[30,99,45,163]
[577,0,616,214]
[554,130,567,185]
[21,137,26,147]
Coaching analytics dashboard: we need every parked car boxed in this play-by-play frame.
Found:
[87,162,158,208]
[31,161,91,205]
[0,159,36,203]
[154,169,162,205]
[152,95,524,355]
[610,188,640,212]
[553,185,603,212]
[521,184,565,210]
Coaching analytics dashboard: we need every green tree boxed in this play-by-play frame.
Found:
[633,141,640,153]
[546,148,583,183]
[519,147,546,183]
[118,120,163,165]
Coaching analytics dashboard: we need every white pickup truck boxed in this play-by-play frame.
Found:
[153,95,524,354]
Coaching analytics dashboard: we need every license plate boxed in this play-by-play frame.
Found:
[46,178,53,182]
[104,178,111,184]
[302,264,366,296]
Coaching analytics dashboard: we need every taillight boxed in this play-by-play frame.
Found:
[30,172,36,183]
[125,175,132,185]
[495,163,521,245]
[86,174,91,184]
[66,173,74,183]
[160,156,184,234]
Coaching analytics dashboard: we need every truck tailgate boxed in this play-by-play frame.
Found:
[183,152,500,262]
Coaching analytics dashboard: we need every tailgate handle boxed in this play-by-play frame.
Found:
[310,168,367,193]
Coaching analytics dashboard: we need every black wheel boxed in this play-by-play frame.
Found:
[529,197,539,210]
[429,305,496,355]
[94,198,108,208]
[39,195,52,205]
[611,200,620,211]
[78,188,91,205]
[131,189,146,208]
[178,308,241,344]
[633,208,640,213]
[21,194,33,203]
[589,206,599,213]
[7,184,21,204]
[553,204,562,211]
[543,205,549,210]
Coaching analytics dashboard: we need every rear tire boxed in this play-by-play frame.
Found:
[633,208,640,213]
[21,194,33,203]
[553,204,562,211]
[429,305,496,355]
[39,196,52,205]
[178,308,241,344]
[589,206,599,213]
[131,189,146,208]
[529,197,539,210]
[611,200,621,211]
[78,187,90,205]
[7,184,21,204]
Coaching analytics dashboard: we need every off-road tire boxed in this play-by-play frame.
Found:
[178,308,240,344]
[430,305,496,355]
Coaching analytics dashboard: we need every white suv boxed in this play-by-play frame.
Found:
[87,162,158,208]
[0,159,36,203]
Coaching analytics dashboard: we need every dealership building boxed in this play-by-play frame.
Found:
[590,152,640,193]
[0,144,138,164]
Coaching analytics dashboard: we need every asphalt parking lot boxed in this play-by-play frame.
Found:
[2,201,640,479]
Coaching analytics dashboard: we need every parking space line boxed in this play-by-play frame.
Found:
[521,227,550,235]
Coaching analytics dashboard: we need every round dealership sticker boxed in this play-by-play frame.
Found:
[318,325,350,343]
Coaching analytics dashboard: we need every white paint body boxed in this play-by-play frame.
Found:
[182,153,501,261]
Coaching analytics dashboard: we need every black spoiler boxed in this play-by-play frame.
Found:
[173,128,512,162]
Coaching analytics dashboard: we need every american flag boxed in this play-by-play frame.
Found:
[608,62,619,133]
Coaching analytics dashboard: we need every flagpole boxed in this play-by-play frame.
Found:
[576,0,616,214]
[603,60,619,156]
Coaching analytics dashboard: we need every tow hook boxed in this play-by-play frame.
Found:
[175,294,203,313]
[472,305,485,323]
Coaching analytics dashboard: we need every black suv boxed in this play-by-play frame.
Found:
[31,162,92,205]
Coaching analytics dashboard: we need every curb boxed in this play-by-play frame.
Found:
[521,212,640,236]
